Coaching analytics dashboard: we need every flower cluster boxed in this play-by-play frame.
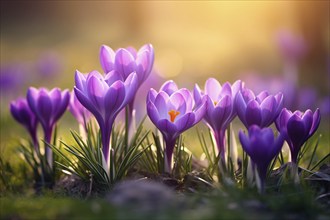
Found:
[9,43,322,193]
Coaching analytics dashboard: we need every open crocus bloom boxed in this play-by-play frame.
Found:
[74,70,138,167]
[27,87,70,167]
[10,98,39,148]
[194,78,242,160]
[236,88,283,128]
[239,125,284,193]
[276,108,320,163]
[147,80,206,173]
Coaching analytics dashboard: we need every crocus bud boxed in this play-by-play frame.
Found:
[239,125,284,193]
[27,87,70,167]
[10,98,38,148]
[276,108,320,164]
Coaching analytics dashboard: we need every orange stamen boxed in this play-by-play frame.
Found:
[214,101,218,106]
[168,110,180,122]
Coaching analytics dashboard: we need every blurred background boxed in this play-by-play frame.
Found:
[1,1,329,154]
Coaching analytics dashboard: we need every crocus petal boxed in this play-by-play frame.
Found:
[27,87,40,115]
[287,115,307,148]
[49,88,61,107]
[154,92,169,118]
[74,70,87,92]
[309,108,321,137]
[256,91,269,102]
[147,88,158,103]
[245,100,262,127]
[10,99,34,127]
[100,45,115,73]
[105,70,123,86]
[104,80,126,120]
[139,44,154,74]
[169,91,186,114]
[160,80,178,95]
[274,93,284,115]
[241,88,255,102]
[206,95,216,118]
[218,82,232,100]
[87,70,104,81]
[301,110,313,135]
[175,112,195,132]
[86,75,107,114]
[157,119,178,136]
[123,72,138,104]
[53,89,70,122]
[115,48,136,79]
[193,96,207,123]
[193,84,203,106]
[74,87,103,123]
[260,95,276,127]
[50,88,62,121]
[147,101,161,125]
[275,108,292,132]
[205,78,221,101]
[261,128,275,145]
[136,50,151,83]
[239,130,251,155]
[180,88,193,111]
[37,90,53,127]
[235,91,248,126]
[231,80,242,99]
[248,124,261,139]
[212,95,232,129]
[126,46,137,58]
[10,102,21,122]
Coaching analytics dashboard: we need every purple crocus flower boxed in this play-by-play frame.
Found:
[36,51,63,78]
[275,108,320,164]
[69,90,92,126]
[236,88,283,128]
[100,44,154,124]
[10,98,39,149]
[194,78,242,161]
[27,87,70,167]
[0,64,27,98]
[147,80,206,173]
[74,70,138,167]
[277,30,307,64]
[239,125,284,193]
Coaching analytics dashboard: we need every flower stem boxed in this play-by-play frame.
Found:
[290,162,300,185]
[256,166,267,194]
[101,120,113,171]
[164,137,177,174]
[44,126,54,170]
[30,129,39,154]
[213,129,226,164]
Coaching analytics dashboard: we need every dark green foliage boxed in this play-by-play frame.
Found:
[51,119,149,193]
